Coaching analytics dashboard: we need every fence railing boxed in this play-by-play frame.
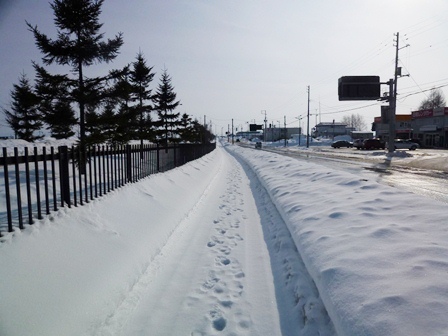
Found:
[0,142,216,236]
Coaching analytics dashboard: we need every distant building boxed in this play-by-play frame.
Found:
[373,114,412,142]
[235,131,262,141]
[263,127,301,142]
[411,107,448,148]
[350,131,374,139]
[312,122,352,138]
[371,108,448,148]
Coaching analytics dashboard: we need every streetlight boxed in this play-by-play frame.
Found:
[295,115,304,146]
[261,110,267,142]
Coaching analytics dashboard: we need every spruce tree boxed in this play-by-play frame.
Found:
[178,113,194,142]
[129,52,156,145]
[34,64,77,139]
[153,69,181,146]
[27,0,123,168]
[104,66,133,144]
[3,74,43,141]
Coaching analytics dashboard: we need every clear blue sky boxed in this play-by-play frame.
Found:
[1,0,448,136]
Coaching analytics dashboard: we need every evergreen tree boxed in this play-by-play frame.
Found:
[153,69,181,146]
[188,119,214,144]
[27,0,123,151]
[105,66,134,144]
[129,52,156,145]
[3,74,43,141]
[178,113,193,142]
[34,64,77,139]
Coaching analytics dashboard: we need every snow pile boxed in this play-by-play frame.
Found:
[0,150,222,335]
[228,145,448,336]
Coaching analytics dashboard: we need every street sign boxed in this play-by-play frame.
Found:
[338,76,381,101]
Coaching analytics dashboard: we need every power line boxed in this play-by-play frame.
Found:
[318,102,380,116]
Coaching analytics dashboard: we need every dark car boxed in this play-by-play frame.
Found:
[362,138,385,150]
[331,140,353,148]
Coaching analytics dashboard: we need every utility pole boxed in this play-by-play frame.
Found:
[231,118,234,144]
[388,32,409,153]
[203,115,207,144]
[284,115,287,147]
[261,110,267,142]
[307,85,310,148]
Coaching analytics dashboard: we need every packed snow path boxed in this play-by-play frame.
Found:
[94,145,334,335]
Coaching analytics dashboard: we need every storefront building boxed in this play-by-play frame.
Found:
[373,114,412,142]
[372,107,448,148]
[411,107,448,148]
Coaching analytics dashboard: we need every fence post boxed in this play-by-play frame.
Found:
[58,146,71,206]
[174,144,177,168]
[2,148,13,232]
[157,143,160,172]
[126,144,132,182]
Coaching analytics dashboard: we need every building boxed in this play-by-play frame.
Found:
[371,107,448,148]
[312,122,353,138]
[373,114,412,142]
[411,107,448,148]
[235,131,263,141]
[263,127,301,142]
[349,130,374,140]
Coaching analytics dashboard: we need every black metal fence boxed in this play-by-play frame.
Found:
[0,142,216,236]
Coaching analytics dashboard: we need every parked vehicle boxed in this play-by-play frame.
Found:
[394,139,419,150]
[362,139,386,150]
[353,139,364,150]
[255,141,262,149]
[331,140,353,148]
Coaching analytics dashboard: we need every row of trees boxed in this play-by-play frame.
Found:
[3,0,213,146]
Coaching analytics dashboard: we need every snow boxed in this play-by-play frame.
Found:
[1,139,448,335]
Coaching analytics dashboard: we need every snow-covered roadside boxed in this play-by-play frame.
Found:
[271,143,448,173]
[228,144,448,336]
[1,143,335,336]
[0,148,224,335]
[2,138,448,335]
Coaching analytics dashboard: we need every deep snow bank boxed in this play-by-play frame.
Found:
[0,149,223,336]
[227,145,448,336]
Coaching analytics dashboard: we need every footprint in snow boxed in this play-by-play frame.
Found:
[215,255,231,266]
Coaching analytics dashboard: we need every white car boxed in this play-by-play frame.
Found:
[394,139,420,150]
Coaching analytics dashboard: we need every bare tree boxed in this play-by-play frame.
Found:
[418,88,446,110]
[341,113,367,131]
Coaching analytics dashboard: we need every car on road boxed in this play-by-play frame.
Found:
[331,140,353,148]
[255,141,262,149]
[394,139,419,150]
[362,138,386,150]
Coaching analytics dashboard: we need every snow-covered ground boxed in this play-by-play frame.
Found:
[1,139,448,335]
